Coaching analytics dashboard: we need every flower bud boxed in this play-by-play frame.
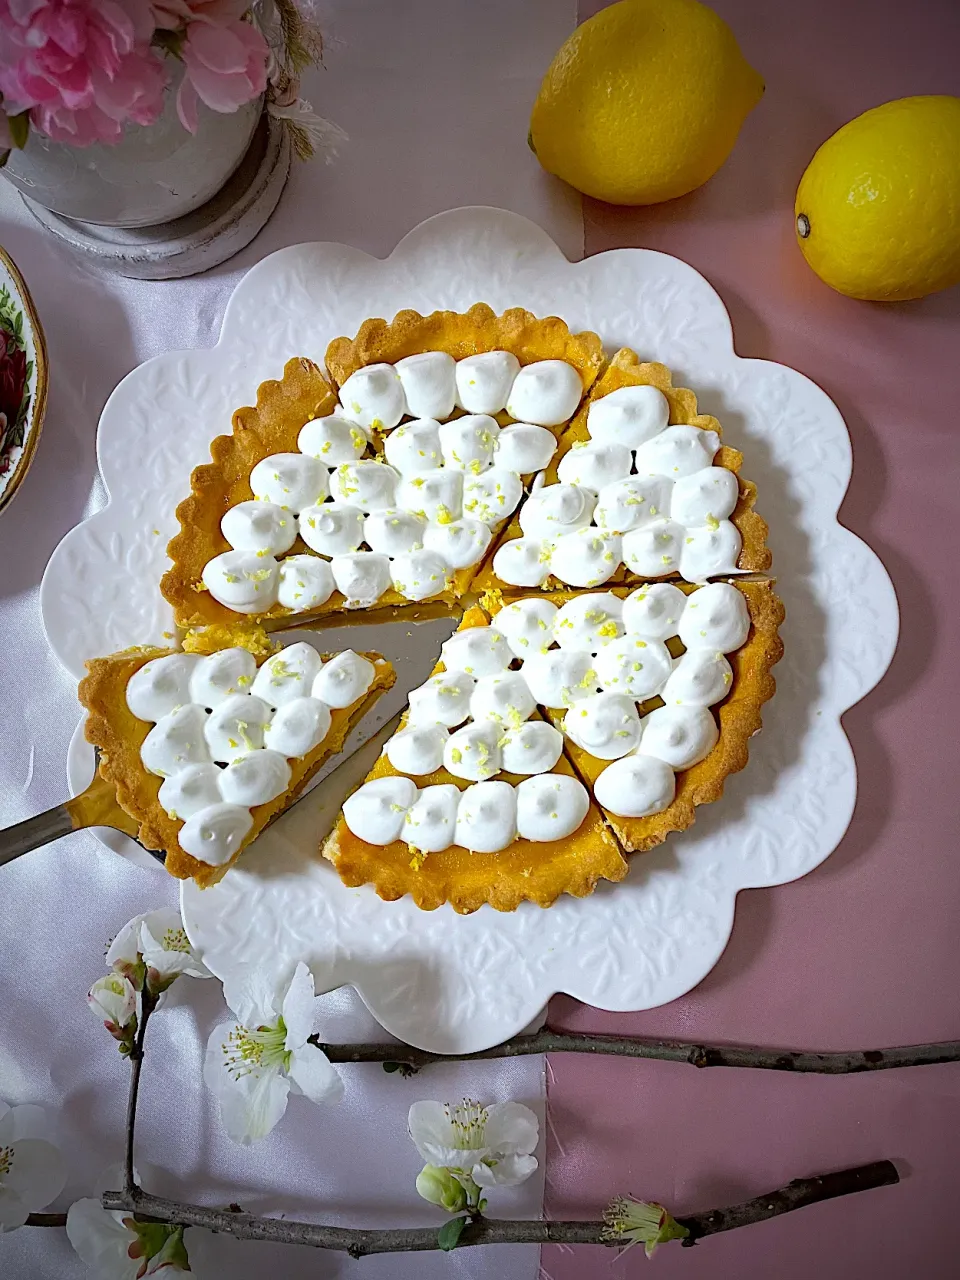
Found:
[416,1164,467,1213]
[87,973,137,1029]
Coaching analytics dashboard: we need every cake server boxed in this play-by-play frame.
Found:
[0,709,403,869]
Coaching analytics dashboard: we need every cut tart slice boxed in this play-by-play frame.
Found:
[162,307,604,636]
[80,637,394,888]
[483,579,784,851]
[474,347,770,594]
[321,606,626,913]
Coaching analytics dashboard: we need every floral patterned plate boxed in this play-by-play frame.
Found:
[0,244,47,515]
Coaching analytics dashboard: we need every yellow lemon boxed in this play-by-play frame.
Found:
[795,96,960,302]
[529,0,763,206]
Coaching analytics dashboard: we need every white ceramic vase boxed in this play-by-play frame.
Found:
[1,64,290,279]
[3,61,262,228]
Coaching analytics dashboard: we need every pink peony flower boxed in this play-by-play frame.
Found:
[0,0,169,146]
[176,17,268,134]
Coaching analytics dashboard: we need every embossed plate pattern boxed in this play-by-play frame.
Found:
[41,208,898,1053]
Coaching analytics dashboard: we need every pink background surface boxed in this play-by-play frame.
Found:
[543,1,960,1276]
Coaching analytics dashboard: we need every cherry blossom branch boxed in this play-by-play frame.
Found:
[314,1031,960,1075]
[84,994,902,1256]
[123,989,155,1197]
[99,1161,898,1256]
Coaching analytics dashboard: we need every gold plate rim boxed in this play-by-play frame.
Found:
[0,242,49,517]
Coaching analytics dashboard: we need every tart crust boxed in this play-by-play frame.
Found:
[161,309,605,634]
[79,645,395,888]
[325,303,605,391]
[152,318,781,905]
[484,580,784,851]
[320,606,626,913]
[161,357,344,630]
[473,347,771,593]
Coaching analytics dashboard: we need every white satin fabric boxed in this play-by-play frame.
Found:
[0,3,580,1275]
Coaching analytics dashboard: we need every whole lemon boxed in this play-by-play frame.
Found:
[529,0,763,206]
[796,96,960,302]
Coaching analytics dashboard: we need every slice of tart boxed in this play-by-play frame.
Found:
[483,580,783,850]
[321,606,626,913]
[80,637,394,888]
[161,306,604,636]
[474,348,770,595]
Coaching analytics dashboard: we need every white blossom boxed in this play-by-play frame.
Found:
[203,962,343,1145]
[107,907,211,984]
[67,1178,194,1278]
[0,1102,65,1233]
[87,974,137,1030]
[408,1099,539,1189]
[601,1196,689,1256]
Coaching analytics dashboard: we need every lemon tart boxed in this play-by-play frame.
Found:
[80,640,394,887]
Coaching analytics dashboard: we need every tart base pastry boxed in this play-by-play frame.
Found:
[149,307,782,908]
[486,580,784,851]
[80,644,394,888]
[323,579,783,911]
[321,607,626,913]
[161,356,465,632]
[162,357,341,631]
[473,348,771,593]
[161,309,605,634]
[322,750,626,915]
[325,302,605,388]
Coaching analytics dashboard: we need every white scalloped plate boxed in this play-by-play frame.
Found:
[41,208,898,1053]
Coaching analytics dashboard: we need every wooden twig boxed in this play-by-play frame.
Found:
[65,983,905,1257]
[123,991,154,1197]
[99,1161,898,1257]
[314,1031,960,1075]
[24,1213,68,1227]
[678,1161,898,1245]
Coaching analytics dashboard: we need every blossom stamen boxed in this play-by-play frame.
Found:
[160,926,191,954]
[220,1019,290,1079]
[445,1099,489,1149]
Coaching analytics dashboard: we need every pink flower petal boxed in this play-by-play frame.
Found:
[90,51,166,124]
[34,99,123,146]
[89,0,138,54]
[183,22,250,75]
[34,9,86,58]
[8,0,47,25]
[176,73,199,134]
[184,64,250,113]
[83,26,123,77]
[39,61,94,111]
[181,19,267,113]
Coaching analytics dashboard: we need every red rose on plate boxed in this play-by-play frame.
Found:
[0,329,27,433]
